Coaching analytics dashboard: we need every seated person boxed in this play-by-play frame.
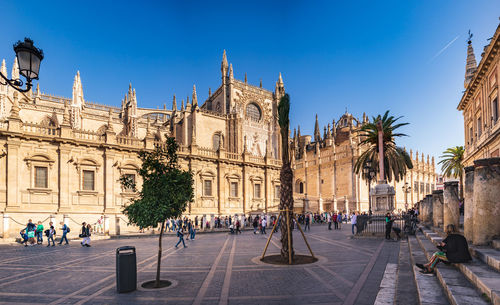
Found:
[416,224,472,275]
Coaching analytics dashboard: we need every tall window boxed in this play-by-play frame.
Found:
[493,98,498,123]
[246,103,261,122]
[204,180,212,196]
[213,133,221,150]
[420,182,424,194]
[477,117,482,137]
[35,166,48,188]
[469,127,473,144]
[254,183,261,199]
[275,185,280,199]
[414,181,419,193]
[123,174,136,192]
[83,170,95,191]
[426,183,430,193]
[230,182,238,197]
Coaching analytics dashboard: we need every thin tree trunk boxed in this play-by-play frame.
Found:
[155,220,165,288]
[459,173,464,201]
[280,163,294,263]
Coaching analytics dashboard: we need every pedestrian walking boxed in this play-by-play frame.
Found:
[304,214,310,231]
[261,218,267,234]
[47,222,56,247]
[236,220,241,234]
[351,212,357,235]
[80,222,91,247]
[175,226,187,248]
[36,221,44,244]
[327,213,332,230]
[58,222,69,245]
[385,213,393,240]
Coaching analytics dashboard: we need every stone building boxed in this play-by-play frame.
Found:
[457,24,500,166]
[292,112,437,213]
[0,51,283,237]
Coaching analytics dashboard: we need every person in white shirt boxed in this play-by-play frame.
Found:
[261,218,267,234]
[351,212,357,235]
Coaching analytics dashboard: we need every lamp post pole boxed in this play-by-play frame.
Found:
[363,161,375,214]
[402,182,411,211]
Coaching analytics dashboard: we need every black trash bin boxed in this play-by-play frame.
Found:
[116,246,137,293]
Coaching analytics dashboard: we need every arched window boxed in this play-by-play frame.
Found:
[295,180,304,194]
[246,103,261,122]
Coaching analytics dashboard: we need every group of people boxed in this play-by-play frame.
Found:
[19,218,93,247]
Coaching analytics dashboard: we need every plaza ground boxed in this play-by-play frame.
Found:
[0,225,410,305]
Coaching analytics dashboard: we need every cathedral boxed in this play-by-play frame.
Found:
[0,51,283,237]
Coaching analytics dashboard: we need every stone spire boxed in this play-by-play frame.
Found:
[229,63,234,80]
[186,96,191,111]
[62,100,70,125]
[172,94,177,111]
[278,72,283,85]
[146,116,151,136]
[0,59,7,94]
[192,85,198,108]
[107,109,114,132]
[221,49,228,77]
[181,99,185,111]
[208,87,211,97]
[314,114,321,142]
[11,57,19,81]
[323,126,327,140]
[327,123,332,139]
[464,31,478,88]
[244,72,247,83]
[260,79,262,88]
[9,91,20,119]
[297,125,301,138]
[70,71,84,129]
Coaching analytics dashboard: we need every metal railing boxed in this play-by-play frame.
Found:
[355,213,417,238]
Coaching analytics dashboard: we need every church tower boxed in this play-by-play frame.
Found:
[464,31,478,88]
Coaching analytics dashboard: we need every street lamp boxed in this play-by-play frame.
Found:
[0,38,44,93]
[402,182,412,211]
[363,160,376,214]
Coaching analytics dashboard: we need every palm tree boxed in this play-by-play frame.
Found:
[354,110,413,182]
[438,146,465,200]
[278,93,294,263]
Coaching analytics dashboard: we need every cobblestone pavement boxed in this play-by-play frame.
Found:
[0,224,400,305]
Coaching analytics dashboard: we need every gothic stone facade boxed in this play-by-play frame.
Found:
[292,113,437,213]
[458,24,500,166]
[0,51,283,237]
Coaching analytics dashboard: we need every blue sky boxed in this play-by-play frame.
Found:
[1,1,499,168]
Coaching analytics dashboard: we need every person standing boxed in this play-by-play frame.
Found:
[175,226,187,248]
[58,222,69,245]
[327,213,332,230]
[25,219,36,246]
[80,222,91,247]
[385,213,393,240]
[333,213,338,230]
[236,220,241,234]
[253,217,259,234]
[36,221,44,245]
[304,214,310,231]
[261,217,267,235]
[47,222,56,247]
[351,212,357,235]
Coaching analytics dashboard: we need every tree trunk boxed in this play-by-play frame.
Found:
[155,220,165,288]
[280,163,294,263]
[459,173,464,201]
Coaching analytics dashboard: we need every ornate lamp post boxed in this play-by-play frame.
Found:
[402,182,412,211]
[0,38,44,93]
[363,160,376,214]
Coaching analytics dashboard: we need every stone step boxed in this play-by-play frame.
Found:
[395,239,419,305]
[415,232,493,305]
[421,227,500,274]
[407,235,450,305]
[492,240,500,251]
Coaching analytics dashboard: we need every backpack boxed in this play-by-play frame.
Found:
[44,229,50,237]
[66,226,70,233]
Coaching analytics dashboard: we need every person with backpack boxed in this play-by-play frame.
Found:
[175,226,187,248]
[36,221,44,244]
[25,219,36,246]
[385,213,393,240]
[47,222,56,247]
[58,221,69,245]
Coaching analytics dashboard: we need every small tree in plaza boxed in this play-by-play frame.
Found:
[278,93,295,262]
[120,137,194,288]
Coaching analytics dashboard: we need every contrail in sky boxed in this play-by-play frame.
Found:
[428,35,460,63]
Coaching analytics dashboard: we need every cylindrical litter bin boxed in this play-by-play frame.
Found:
[116,246,137,293]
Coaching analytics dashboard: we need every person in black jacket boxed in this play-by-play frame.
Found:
[416,224,472,274]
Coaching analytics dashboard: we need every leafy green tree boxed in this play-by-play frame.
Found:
[120,137,194,288]
[354,110,413,182]
[438,146,465,200]
[278,93,294,262]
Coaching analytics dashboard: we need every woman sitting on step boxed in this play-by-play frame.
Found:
[416,224,472,275]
